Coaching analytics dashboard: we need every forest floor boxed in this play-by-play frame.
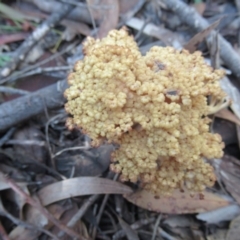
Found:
[0,0,240,239]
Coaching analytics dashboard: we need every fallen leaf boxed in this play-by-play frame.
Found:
[163,215,197,228]
[226,214,240,240]
[56,144,114,178]
[124,189,229,214]
[62,20,91,41]
[0,33,29,45]
[38,177,133,206]
[215,108,240,126]
[119,0,142,15]
[13,125,47,166]
[119,0,146,24]
[126,17,184,48]
[197,205,240,224]
[87,0,119,38]
[10,178,129,239]
[219,155,240,205]
[220,77,240,120]
[192,2,206,15]
[184,19,221,53]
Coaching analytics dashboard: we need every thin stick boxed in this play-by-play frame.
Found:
[0,87,30,96]
[0,3,75,78]
[0,79,68,131]
[151,214,161,240]
[58,194,99,238]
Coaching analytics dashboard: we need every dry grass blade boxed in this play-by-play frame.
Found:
[124,189,229,214]
[184,19,221,53]
[38,177,133,206]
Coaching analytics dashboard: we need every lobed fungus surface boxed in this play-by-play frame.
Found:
[65,28,226,194]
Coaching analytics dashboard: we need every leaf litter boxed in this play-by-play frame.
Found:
[0,0,240,239]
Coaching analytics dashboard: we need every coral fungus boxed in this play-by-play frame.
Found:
[65,28,226,194]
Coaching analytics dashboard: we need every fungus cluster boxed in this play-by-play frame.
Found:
[65,28,226,194]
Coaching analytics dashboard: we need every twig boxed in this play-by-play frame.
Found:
[162,0,240,78]
[0,3,75,78]
[0,79,68,132]
[11,66,72,80]
[134,18,151,41]
[91,173,119,239]
[0,41,78,84]
[0,127,16,147]
[3,175,83,239]
[112,217,156,240]
[151,214,161,240]
[0,87,30,96]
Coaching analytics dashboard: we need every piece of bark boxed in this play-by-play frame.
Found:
[0,80,68,132]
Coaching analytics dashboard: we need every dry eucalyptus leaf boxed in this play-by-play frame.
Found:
[8,222,38,240]
[197,205,240,224]
[163,215,197,228]
[119,0,143,14]
[220,77,240,120]
[38,177,133,206]
[62,20,91,41]
[49,203,90,239]
[126,17,184,49]
[87,0,119,38]
[124,189,229,214]
[184,19,221,53]
[219,155,240,205]
[192,2,206,15]
[215,108,240,126]
[56,144,114,178]
[226,214,240,240]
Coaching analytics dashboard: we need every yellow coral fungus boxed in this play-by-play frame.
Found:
[65,28,226,195]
